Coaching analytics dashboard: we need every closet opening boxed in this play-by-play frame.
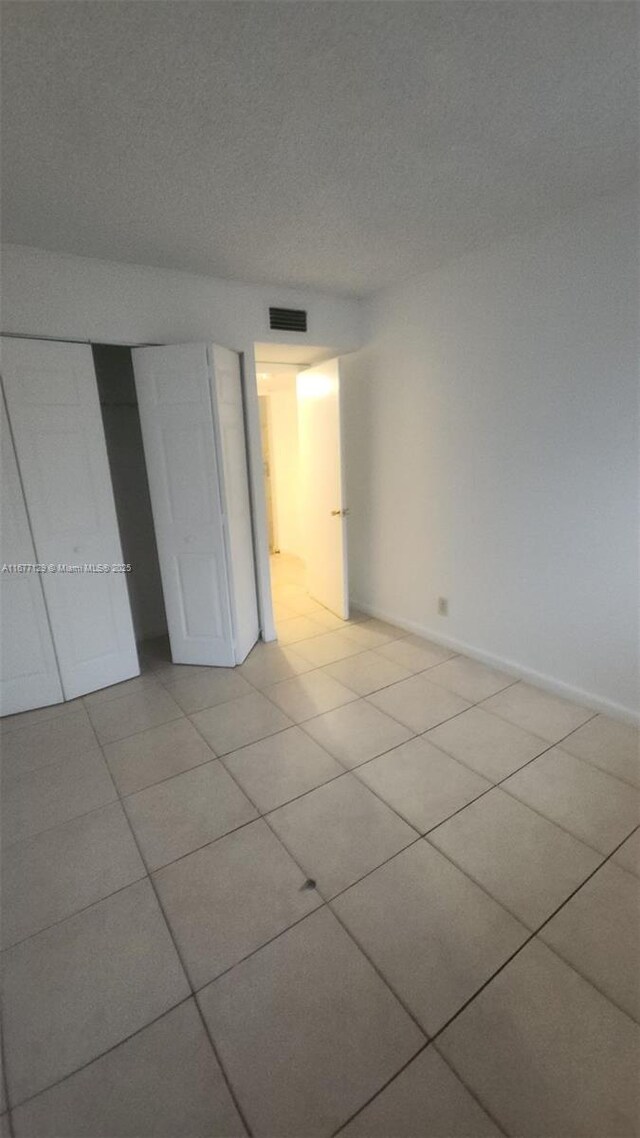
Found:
[92,344,169,656]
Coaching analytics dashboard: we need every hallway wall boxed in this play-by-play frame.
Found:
[269,383,302,559]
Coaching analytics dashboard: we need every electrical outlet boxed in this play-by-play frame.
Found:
[437,596,449,616]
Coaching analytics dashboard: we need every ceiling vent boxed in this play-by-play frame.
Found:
[269,307,307,333]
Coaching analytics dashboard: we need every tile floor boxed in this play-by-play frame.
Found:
[1,553,639,1136]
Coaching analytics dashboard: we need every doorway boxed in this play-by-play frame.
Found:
[254,346,349,637]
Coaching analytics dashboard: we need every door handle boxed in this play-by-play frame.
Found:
[331,508,350,517]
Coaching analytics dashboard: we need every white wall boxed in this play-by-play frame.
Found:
[1,245,362,639]
[342,188,639,720]
[269,382,302,558]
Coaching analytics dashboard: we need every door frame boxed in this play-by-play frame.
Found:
[252,348,351,637]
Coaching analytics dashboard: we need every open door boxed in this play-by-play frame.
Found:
[1,337,139,700]
[209,345,259,663]
[132,343,258,667]
[296,357,349,619]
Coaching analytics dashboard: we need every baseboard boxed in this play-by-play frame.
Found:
[351,597,640,726]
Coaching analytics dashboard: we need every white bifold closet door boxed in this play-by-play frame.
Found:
[132,343,258,667]
[0,391,64,716]
[210,344,260,662]
[1,337,139,701]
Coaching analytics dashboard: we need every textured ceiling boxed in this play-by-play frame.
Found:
[2,1,637,296]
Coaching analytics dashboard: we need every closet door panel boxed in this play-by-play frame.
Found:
[132,343,235,666]
[210,345,259,663]
[1,338,139,699]
[0,393,64,715]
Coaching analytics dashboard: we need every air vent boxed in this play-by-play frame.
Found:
[269,307,307,333]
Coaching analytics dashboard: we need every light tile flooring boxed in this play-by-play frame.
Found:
[1,552,639,1136]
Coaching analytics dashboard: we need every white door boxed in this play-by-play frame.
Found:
[210,345,259,663]
[296,358,349,618]
[1,337,139,699]
[0,390,64,715]
[132,343,235,666]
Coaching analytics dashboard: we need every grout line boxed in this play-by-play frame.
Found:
[422,1050,512,1138]
[524,710,640,791]
[311,743,614,915]
[3,687,259,1129]
[332,1034,510,1138]
[81,676,160,711]
[472,694,599,742]
[102,734,255,1138]
[113,750,219,799]
[420,711,632,858]
[1,740,105,789]
[534,849,640,1019]
[0,1014,16,1138]
[430,822,640,1039]
[253,663,478,755]
[87,711,186,748]
[414,738,564,836]
[243,708,440,845]
[6,738,422,957]
[5,997,194,1117]
[2,791,122,854]
[362,691,485,739]
[321,836,425,904]
[325,903,429,1040]
[426,672,521,702]
[332,823,639,1136]
[4,616,636,1130]
[187,716,440,1042]
[191,903,329,995]
[4,650,628,940]
[295,721,418,772]
[418,718,553,777]
[420,817,600,938]
[495,783,635,860]
[14,741,627,1022]
[146,622,639,954]
[1,868,149,954]
[219,753,352,813]
[0,700,88,737]
[142,806,261,874]
[356,778,492,842]
[143,624,555,779]
[559,747,640,792]
[330,1041,428,1136]
[254,814,440,1056]
[243,679,527,1138]
[4,660,633,947]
